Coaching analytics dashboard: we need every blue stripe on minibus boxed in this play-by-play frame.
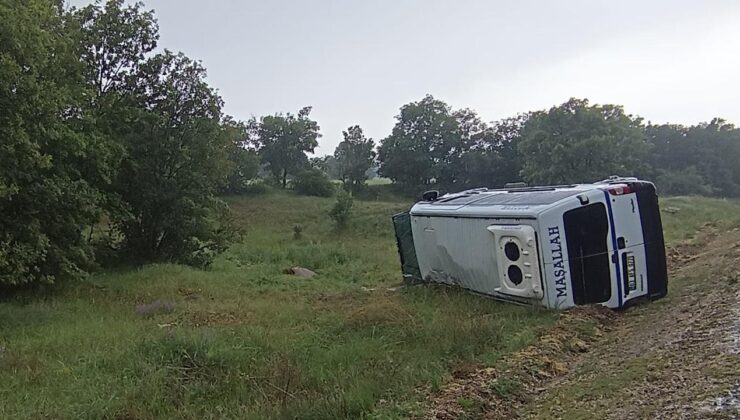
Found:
[603,191,623,308]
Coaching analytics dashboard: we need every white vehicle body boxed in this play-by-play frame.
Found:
[392,177,668,310]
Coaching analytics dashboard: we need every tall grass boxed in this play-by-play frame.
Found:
[660,196,740,243]
[0,192,731,418]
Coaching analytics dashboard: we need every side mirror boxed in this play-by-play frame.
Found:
[422,190,439,202]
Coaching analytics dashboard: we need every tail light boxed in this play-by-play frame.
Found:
[607,184,632,195]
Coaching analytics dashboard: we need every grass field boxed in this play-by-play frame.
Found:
[0,192,736,419]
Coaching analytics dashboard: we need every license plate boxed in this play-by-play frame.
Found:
[625,254,636,291]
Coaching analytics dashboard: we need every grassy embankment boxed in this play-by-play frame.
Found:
[0,192,737,418]
[523,195,740,419]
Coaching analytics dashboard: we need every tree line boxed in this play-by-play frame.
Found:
[279,95,740,200]
[373,95,740,197]
[3,0,739,288]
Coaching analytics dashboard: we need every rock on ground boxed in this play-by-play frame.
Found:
[288,266,317,278]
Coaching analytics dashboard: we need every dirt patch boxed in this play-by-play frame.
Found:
[177,287,203,301]
[166,302,251,327]
[426,306,617,419]
[184,309,246,327]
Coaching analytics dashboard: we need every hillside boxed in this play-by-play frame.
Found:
[0,194,738,418]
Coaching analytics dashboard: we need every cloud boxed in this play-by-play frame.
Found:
[454,11,740,125]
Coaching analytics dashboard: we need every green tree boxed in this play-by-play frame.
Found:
[310,155,341,179]
[647,119,740,197]
[334,125,376,192]
[249,107,320,188]
[71,0,159,239]
[0,0,104,285]
[377,95,466,191]
[74,0,158,99]
[220,118,260,194]
[654,167,713,196]
[460,114,527,188]
[518,98,648,184]
[682,120,740,196]
[112,51,235,266]
[72,0,236,266]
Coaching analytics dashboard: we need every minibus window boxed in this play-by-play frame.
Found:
[563,203,611,304]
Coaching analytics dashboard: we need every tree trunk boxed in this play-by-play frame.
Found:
[282,169,287,188]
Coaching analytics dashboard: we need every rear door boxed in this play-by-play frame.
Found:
[603,185,649,305]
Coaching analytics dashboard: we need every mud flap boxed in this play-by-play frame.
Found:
[392,212,422,284]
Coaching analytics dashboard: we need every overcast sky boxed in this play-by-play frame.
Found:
[71,0,740,155]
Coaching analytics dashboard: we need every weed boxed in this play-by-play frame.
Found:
[329,188,354,230]
[490,375,522,398]
[139,332,221,380]
[292,224,303,240]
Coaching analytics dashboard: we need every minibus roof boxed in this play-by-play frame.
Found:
[409,183,601,218]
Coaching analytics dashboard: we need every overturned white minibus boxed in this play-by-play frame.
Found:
[392,177,668,310]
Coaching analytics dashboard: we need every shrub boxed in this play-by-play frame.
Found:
[293,168,335,197]
[241,180,270,195]
[292,225,303,240]
[329,189,354,230]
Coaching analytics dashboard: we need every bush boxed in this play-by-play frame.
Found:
[115,197,239,269]
[220,178,269,196]
[240,180,269,195]
[293,168,335,197]
[329,189,354,230]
